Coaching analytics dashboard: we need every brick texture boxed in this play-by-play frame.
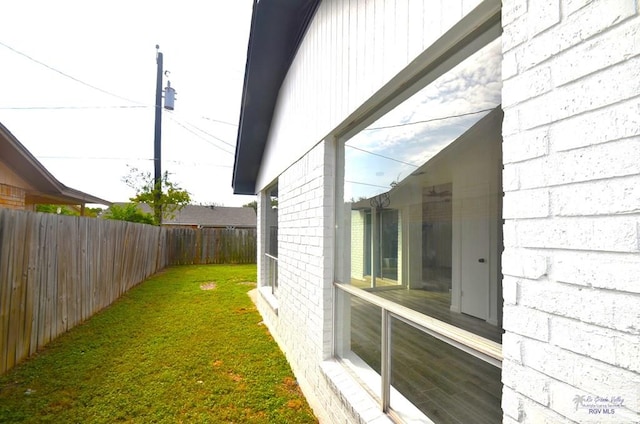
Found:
[502,0,640,421]
[0,183,26,210]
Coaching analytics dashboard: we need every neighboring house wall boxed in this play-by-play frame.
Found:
[0,161,31,210]
[0,183,26,210]
[501,0,640,422]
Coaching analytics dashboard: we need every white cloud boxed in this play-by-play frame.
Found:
[344,38,502,200]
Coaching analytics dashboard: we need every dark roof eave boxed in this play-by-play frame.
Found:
[232,0,320,195]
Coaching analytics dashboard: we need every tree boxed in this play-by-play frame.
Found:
[102,203,155,224]
[242,198,276,213]
[243,200,257,213]
[35,205,104,217]
[36,204,78,216]
[122,166,191,225]
[84,207,104,217]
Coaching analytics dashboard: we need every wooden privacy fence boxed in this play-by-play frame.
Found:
[166,227,257,265]
[0,209,256,374]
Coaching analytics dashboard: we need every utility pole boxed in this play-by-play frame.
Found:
[152,46,176,224]
[154,45,163,225]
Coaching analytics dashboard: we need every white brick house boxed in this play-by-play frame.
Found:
[232,0,640,422]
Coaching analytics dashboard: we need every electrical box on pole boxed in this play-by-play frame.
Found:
[164,81,176,110]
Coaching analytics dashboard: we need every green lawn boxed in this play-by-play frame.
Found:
[0,264,317,423]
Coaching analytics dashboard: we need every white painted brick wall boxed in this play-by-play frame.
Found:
[550,250,640,293]
[502,0,640,422]
[502,125,549,164]
[549,97,640,151]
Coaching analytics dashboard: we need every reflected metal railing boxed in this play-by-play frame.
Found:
[264,253,278,295]
[335,282,502,418]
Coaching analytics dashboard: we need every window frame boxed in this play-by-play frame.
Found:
[260,181,279,311]
[332,2,504,419]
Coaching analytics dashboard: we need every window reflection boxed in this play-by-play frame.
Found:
[264,183,278,294]
[422,183,452,291]
[341,38,503,342]
[390,318,502,424]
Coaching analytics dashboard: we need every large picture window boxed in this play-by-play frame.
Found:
[335,33,503,423]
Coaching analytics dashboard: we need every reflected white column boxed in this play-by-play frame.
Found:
[371,209,378,288]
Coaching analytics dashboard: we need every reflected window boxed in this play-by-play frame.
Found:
[390,318,502,423]
[335,35,503,422]
[264,183,278,294]
[340,37,503,339]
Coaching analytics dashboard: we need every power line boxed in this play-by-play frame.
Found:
[0,41,242,135]
[38,155,232,167]
[347,107,499,167]
[40,156,152,161]
[346,145,418,167]
[0,40,147,106]
[167,111,235,148]
[166,115,234,155]
[200,116,238,127]
[346,180,391,190]
[191,126,235,148]
[364,107,495,131]
[168,160,232,168]
[0,105,149,110]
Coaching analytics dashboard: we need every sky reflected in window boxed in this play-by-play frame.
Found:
[344,37,502,202]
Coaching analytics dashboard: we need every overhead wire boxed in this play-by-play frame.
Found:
[166,111,235,148]
[345,180,391,190]
[165,114,234,155]
[347,107,498,167]
[38,155,232,168]
[346,145,419,167]
[0,105,149,110]
[0,40,240,153]
[200,116,238,127]
[343,108,501,198]
[0,40,147,106]
[363,107,495,131]
[3,40,492,171]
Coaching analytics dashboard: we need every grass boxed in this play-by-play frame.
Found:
[0,264,317,423]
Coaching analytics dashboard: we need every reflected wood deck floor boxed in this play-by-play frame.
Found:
[349,291,502,424]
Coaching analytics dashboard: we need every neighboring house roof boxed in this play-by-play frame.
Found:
[0,122,111,206]
[165,205,257,227]
[115,203,257,228]
[232,0,321,195]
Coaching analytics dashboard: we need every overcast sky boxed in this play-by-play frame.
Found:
[0,1,255,207]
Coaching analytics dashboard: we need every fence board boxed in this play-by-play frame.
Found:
[16,212,32,365]
[47,215,57,346]
[5,210,22,371]
[0,211,9,370]
[34,214,47,353]
[25,214,42,355]
[56,216,68,335]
